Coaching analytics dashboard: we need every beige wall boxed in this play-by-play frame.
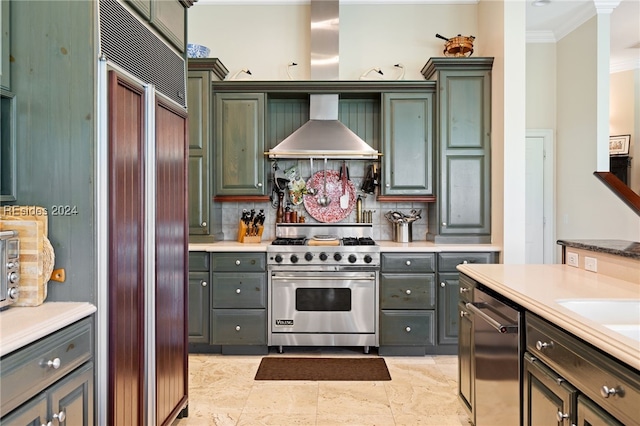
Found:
[526,43,556,130]
[610,69,639,193]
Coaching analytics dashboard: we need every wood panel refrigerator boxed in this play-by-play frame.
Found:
[107,69,188,426]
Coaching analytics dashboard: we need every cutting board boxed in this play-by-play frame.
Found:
[0,217,47,306]
[308,239,340,246]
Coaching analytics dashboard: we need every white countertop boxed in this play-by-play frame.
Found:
[457,264,640,371]
[0,302,96,356]
[189,240,501,253]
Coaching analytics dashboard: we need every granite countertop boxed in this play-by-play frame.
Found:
[457,264,640,370]
[189,240,502,253]
[558,239,640,260]
[0,302,96,356]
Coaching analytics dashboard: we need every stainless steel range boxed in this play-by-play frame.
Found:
[267,223,380,353]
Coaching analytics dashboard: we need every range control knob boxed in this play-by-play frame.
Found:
[364,255,373,264]
[304,252,314,261]
[333,253,342,261]
[319,252,328,261]
[8,287,19,300]
[290,254,299,263]
[348,254,357,263]
[274,254,283,263]
[8,272,19,283]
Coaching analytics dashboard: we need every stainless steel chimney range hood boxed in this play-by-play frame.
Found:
[267,0,379,160]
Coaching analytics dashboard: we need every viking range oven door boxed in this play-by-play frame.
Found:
[268,270,378,349]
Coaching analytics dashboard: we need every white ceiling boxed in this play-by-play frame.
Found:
[526,0,639,72]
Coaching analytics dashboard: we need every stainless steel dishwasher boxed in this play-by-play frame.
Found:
[466,284,522,426]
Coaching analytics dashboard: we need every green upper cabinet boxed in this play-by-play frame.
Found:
[1,0,10,91]
[381,92,434,196]
[187,59,227,239]
[214,93,266,197]
[423,58,493,243]
[126,0,185,52]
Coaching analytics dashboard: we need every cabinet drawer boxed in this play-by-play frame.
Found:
[189,252,210,271]
[211,273,266,309]
[379,310,435,346]
[380,273,435,309]
[211,309,266,345]
[526,313,640,425]
[381,253,435,272]
[438,252,496,272]
[212,253,265,272]
[1,317,93,415]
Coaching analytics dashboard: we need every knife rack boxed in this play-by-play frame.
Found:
[237,220,264,243]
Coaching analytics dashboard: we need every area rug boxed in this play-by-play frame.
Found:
[254,357,391,381]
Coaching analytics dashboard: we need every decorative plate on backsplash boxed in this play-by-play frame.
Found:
[303,170,356,223]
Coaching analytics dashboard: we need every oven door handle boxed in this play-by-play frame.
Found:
[465,302,518,334]
[271,275,376,281]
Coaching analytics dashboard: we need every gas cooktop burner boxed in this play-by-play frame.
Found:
[271,237,306,246]
[343,237,375,246]
[271,236,377,246]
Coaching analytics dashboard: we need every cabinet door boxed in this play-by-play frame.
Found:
[458,301,473,419]
[150,0,185,51]
[187,70,210,235]
[214,93,266,196]
[437,273,459,345]
[49,362,94,426]
[382,93,433,195]
[1,394,48,426]
[523,352,577,426]
[379,310,435,346]
[576,395,624,426]
[437,70,491,238]
[188,271,210,344]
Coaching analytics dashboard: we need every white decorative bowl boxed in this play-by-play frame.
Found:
[187,44,210,58]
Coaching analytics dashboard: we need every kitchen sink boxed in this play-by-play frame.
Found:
[556,299,640,341]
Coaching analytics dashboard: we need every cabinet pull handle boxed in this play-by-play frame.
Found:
[440,282,446,287]
[536,340,554,351]
[52,410,66,423]
[235,325,241,331]
[459,287,469,293]
[201,221,207,227]
[556,411,569,422]
[405,289,412,295]
[236,288,241,294]
[405,326,411,333]
[46,358,61,369]
[405,260,411,266]
[201,281,207,287]
[235,260,241,266]
[601,385,623,398]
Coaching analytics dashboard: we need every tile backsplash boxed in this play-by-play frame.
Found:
[221,160,430,241]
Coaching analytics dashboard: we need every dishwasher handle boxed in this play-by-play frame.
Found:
[465,302,518,334]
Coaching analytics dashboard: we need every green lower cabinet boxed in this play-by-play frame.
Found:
[188,271,209,345]
[437,273,460,345]
[211,309,266,345]
[379,310,435,346]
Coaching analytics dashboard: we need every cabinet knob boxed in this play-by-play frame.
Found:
[46,358,61,369]
[405,289,412,295]
[201,281,207,287]
[235,260,241,266]
[236,288,241,294]
[256,182,263,188]
[235,325,241,332]
[556,411,569,422]
[405,260,411,266]
[462,260,468,264]
[460,311,468,318]
[405,326,411,333]
[601,385,622,398]
[442,222,447,226]
[440,282,446,288]
[386,183,390,188]
[536,340,554,351]
[52,410,66,423]
[459,287,469,293]
[201,221,207,227]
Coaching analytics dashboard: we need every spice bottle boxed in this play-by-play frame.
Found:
[276,192,284,223]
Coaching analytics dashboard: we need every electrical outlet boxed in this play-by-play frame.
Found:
[566,252,579,267]
[585,257,598,272]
